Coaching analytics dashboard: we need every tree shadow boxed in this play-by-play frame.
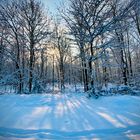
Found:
[0,94,140,139]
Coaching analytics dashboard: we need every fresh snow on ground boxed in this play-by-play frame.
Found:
[0,93,140,140]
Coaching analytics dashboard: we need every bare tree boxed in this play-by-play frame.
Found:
[0,0,51,93]
[0,1,25,92]
[52,22,70,90]
[18,0,51,92]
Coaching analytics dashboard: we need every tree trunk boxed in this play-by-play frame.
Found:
[40,49,44,78]
[59,56,65,90]
[29,39,34,93]
[126,30,133,77]
[82,60,89,92]
[15,33,23,93]
[0,32,4,79]
[88,42,94,92]
[80,47,89,92]
[120,48,128,85]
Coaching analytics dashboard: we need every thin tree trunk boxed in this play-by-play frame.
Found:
[29,39,34,93]
[80,47,89,92]
[15,33,23,93]
[59,56,65,90]
[126,30,133,77]
[89,42,94,92]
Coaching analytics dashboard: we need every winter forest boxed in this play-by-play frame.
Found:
[0,0,140,94]
[0,0,140,139]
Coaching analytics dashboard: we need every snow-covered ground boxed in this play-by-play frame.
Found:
[0,93,140,140]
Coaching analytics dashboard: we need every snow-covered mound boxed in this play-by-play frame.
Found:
[0,94,140,140]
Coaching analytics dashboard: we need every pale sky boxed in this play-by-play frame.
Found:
[40,0,68,15]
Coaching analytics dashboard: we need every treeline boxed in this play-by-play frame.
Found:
[0,0,140,94]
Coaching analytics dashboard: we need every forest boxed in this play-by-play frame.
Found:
[0,0,140,96]
[0,0,140,139]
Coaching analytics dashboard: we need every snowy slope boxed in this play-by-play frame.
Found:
[0,93,140,140]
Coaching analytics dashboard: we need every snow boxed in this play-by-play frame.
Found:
[0,93,140,140]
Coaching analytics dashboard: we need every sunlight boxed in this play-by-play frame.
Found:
[0,0,140,139]
[117,115,137,125]
[127,112,140,118]
[31,107,48,116]
[55,102,64,116]
[126,134,140,140]
[97,112,125,128]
